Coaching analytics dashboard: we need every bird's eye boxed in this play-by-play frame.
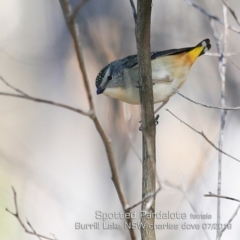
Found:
[107,75,112,81]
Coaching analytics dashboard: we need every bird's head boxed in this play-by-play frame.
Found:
[95,61,124,95]
[95,64,111,95]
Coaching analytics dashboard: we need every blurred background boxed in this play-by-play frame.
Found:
[0,0,240,239]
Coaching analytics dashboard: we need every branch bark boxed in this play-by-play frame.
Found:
[136,1,156,240]
[59,1,136,239]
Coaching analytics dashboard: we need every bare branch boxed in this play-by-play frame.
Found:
[220,204,240,236]
[129,0,137,24]
[174,89,240,110]
[72,0,89,20]
[183,0,240,34]
[204,192,240,203]
[205,192,239,236]
[166,109,240,163]
[0,2,136,239]
[126,186,161,211]
[27,220,42,240]
[0,76,29,97]
[222,0,240,27]
[0,89,90,117]
[135,1,156,240]
[164,179,211,240]
[0,74,90,117]
[6,187,56,240]
[211,4,229,239]
[59,1,136,239]
[227,57,240,71]
[205,51,240,57]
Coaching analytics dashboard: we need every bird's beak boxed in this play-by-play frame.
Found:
[96,87,105,95]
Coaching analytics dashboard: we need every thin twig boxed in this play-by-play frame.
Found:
[0,76,29,97]
[204,192,240,203]
[126,187,161,211]
[0,90,90,117]
[164,178,211,240]
[205,51,240,57]
[220,204,240,236]
[205,193,240,238]
[222,0,240,27]
[6,187,56,240]
[127,132,142,163]
[59,1,136,239]
[0,74,90,117]
[27,221,42,240]
[227,57,240,71]
[61,1,94,111]
[183,0,240,34]
[173,89,240,110]
[72,0,89,20]
[166,109,240,163]
[129,0,137,24]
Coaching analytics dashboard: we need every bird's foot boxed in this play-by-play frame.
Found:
[155,114,160,125]
[139,114,160,131]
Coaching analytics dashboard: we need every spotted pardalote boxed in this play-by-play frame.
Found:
[96,39,211,108]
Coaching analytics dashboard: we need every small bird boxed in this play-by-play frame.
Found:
[96,39,211,111]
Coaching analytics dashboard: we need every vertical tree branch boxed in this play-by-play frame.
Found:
[59,1,136,239]
[136,1,156,240]
[216,4,228,240]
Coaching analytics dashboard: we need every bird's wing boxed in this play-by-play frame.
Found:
[126,52,178,84]
[124,47,193,70]
[123,39,211,84]
[123,39,211,70]
[150,47,192,60]
[121,55,138,69]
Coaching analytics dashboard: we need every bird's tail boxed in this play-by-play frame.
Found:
[197,39,211,56]
[186,39,211,64]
